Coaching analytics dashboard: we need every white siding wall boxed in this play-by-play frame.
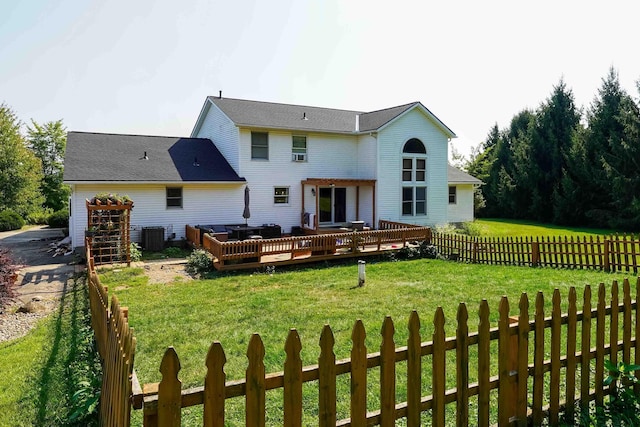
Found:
[237,129,375,233]
[70,183,244,249]
[376,108,450,226]
[447,184,476,223]
[193,102,241,173]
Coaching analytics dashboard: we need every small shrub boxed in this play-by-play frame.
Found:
[26,209,52,225]
[48,209,69,228]
[129,243,142,262]
[0,209,25,231]
[0,247,18,308]
[186,249,213,276]
[459,221,483,237]
[434,223,457,235]
[396,245,420,260]
[418,242,440,259]
[163,247,184,258]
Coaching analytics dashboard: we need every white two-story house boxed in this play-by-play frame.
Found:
[64,96,480,249]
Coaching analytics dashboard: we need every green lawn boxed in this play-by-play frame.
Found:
[0,274,100,427]
[473,218,620,237]
[101,256,634,426]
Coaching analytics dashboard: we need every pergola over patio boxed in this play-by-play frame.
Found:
[301,177,376,231]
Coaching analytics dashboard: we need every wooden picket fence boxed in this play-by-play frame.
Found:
[86,242,138,427]
[137,278,640,426]
[431,233,640,273]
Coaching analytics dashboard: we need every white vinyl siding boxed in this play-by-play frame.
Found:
[69,183,244,249]
[192,101,241,173]
[447,184,476,222]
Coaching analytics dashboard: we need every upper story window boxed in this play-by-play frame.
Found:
[251,132,269,160]
[449,186,457,204]
[292,136,307,162]
[401,138,427,216]
[402,138,427,183]
[166,187,183,208]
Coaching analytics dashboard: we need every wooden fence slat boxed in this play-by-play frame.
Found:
[516,294,529,426]
[580,286,592,414]
[595,283,606,407]
[284,329,303,427]
[636,278,640,394]
[380,317,396,427]
[498,297,513,426]
[318,325,336,427]
[623,279,632,365]
[610,281,620,395]
[157,347,181,427]
[532,292,544,425]
[565,287,577,423]
[246,334,266,427]
[204,342,226,427]
[433,307,446,426]
[407,311,421,427]
[456,303,469,427]
[478,300,490,427]
[350,320,367,426]
[550,289,561,425]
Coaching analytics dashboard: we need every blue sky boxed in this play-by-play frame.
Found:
[1,0,639,157]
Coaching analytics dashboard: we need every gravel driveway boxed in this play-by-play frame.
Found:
[0,226,79,342]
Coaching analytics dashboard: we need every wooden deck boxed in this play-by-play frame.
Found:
[186,221,431,271]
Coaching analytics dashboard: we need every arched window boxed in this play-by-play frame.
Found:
[401,138,427,216]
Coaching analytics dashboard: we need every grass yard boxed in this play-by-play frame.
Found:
[473,218,619,237]
[0,274,100,427]
[101,256,635,426]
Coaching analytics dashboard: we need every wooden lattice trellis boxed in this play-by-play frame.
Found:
[86,198,134,265]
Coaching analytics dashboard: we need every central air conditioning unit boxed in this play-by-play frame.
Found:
[292,153,307,162]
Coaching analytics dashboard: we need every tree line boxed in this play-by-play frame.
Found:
[0,103,68,230]
[466,68,640,230]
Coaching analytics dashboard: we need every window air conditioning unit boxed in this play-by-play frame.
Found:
[292,153,307,162]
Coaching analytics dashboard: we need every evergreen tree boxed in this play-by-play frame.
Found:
[530,79,582,222]
[0,104,44,217]
[27,119,70,211]
[581,68,634,227]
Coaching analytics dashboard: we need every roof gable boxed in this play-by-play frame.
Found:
[63,132,244,183]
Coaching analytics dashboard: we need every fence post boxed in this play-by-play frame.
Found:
[498,297,517,426]
[472,240,478,264]
[604,239,610,272]
[531,241,540,267]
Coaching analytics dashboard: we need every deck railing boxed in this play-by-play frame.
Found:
[192,225,432,270]
[137,279,640,426]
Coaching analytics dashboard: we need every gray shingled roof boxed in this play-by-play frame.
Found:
[358,102,417,131]
[207,97,455,136]
[447,165,482,184]
[63,132,244,182]
[208,97,361,133]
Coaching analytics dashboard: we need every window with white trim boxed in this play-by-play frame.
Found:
[449,186,457,204]
[401,138,427,216]
[274,187,289,204]
[292,136,307,161]
[251,132,269,160]
[166,187,183,208]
